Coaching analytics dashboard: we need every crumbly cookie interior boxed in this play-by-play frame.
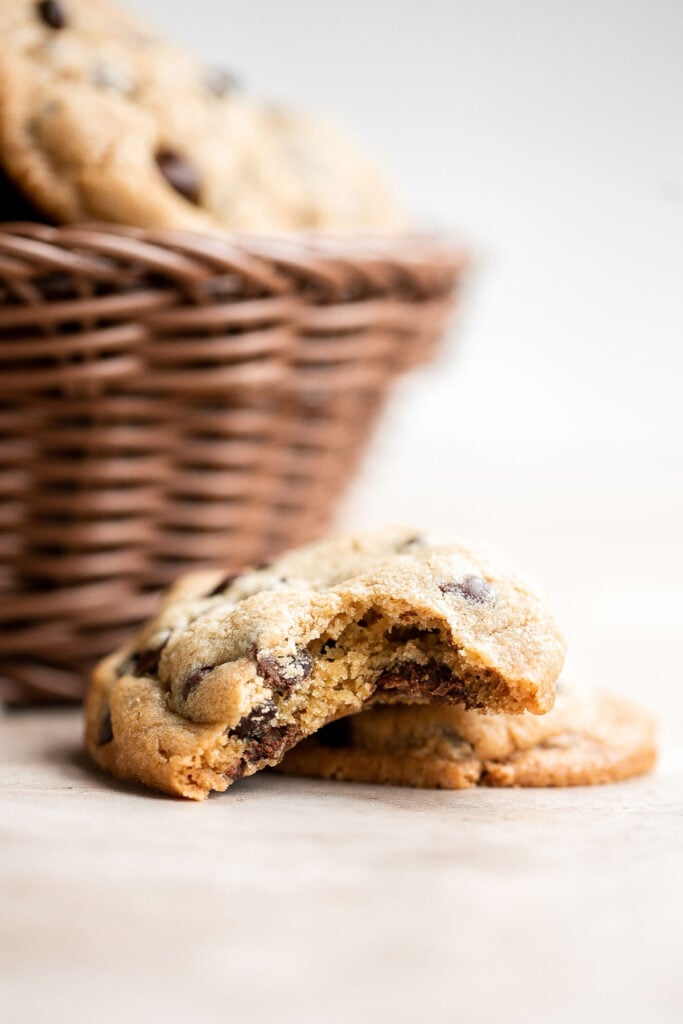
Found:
[290,609,514,725]
[100,603,521,795]
[170,606,519,784]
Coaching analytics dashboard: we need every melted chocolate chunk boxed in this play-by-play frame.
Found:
[182,664,213,701]
[439,575,496,605]
[377,661,481,707]
[130,642,167,678]
[228,701,297,764]
[230,699,276,740]
[245,723,298,763]
[96,710,114,746]
[37,0,66,29]
[228,759,247,782]
[207,572,241,597]
[204,67,240,98]
[155,149,201,204]
[256,648,313,697]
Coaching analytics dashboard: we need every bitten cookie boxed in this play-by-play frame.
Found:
[0,0,400,231]
[85,527,565,799]
[279,683,657,788]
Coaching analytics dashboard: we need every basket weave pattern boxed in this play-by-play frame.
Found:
[0,224,463,703]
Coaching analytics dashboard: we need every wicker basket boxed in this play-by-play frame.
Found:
[0,222,464,703]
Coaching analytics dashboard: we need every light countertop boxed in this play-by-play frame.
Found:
[2,709,682,1024]
[2,445,683,1024]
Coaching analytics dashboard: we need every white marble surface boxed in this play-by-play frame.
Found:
[1,710,682,1024]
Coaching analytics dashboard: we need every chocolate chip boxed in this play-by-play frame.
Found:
[256,648,313,697]
[439,575,496,605]
[155,148,201,204]
[207,572,241,597]
[297,650,314,679]
[182,665,213,701]
[96,711,114,746]
[118,645,164,679]
[204,67,240,98]
[228,699,296,763]
[228,759,247,782]
[37,0,66,29]
[377,662,475,705]
[130,642,167,678]
[230,699,276,740]
[244,723,298,762]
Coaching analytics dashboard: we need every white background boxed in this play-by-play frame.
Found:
[135,0,683,732]
[136,0,682,454]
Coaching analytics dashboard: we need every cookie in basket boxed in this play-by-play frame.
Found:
[259,104,401,232]
[278,682,657,787]
[0,0,400,231]
[85,527,565,799]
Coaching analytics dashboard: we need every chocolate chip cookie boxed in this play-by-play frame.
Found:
[279,683,657,788]
[0,0,399,230]
[259,104,401,232]
[85,527,565,799]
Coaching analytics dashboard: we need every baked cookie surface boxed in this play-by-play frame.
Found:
[0,0,399,230]
[279,683,657,788]
[85,527,565,799]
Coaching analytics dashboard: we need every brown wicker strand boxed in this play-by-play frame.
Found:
[0,225,465,703]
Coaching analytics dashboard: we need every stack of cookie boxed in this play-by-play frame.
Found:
[85,527,656,799]
[0,0,400,231]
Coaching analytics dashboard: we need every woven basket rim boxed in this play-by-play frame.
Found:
[0,221,467,265]
[0,222,467,307]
